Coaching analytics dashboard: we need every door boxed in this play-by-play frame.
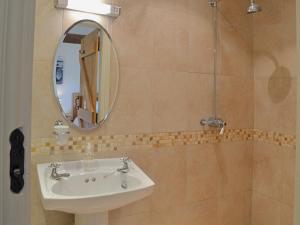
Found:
[79,29,100,126]
[0,0,35,225]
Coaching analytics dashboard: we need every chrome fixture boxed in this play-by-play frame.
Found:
[201,0,226,135]
[54,120,63,126]
[53,120,70,136]
[117,157,130,174]
[208,0,218,7]
[53,120,70,145]
[200,118,226,135]
[247,0,262,14]
[49,162,70,180]
[117,157,130,189]
[103,157,131,179]
[55,0,121,17]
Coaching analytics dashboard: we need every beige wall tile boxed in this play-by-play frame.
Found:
[111,1,157,69]
[252,192,295,225]
[281,148,296,206]
[252,8,296,222]
[153,27,189,72]
[252,192,281,225]
[218,191,252,225]
[185,144,219,203]
[253,141,283,163]
[280,204,294,225]
[219,17,253,77]
[150,206,185,225]
[110,212,151,225]
[186,74,213,130]
[253,0,296,155]
[148,148,187,212]
[34,0,63,61]
[253,142,296,206]
[31,61,63,138]
[150,71,190,132]
[148,199,218,225]
[187,7,213,74]
[217,75,254,129]
[253,154,282,200]
[109,198,151,220]
[253,0,296,78]
[107,67,152,134]
[219,0,253,45]
[152,3,189,72]
[215,142,252,196]
[187,12,213,74]
[183,199,218,225]
[151,72,214,132]
[254,76,296,135]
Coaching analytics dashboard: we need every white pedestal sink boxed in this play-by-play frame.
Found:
[36,158,155,225]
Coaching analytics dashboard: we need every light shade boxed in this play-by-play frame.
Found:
[55,0,121,17]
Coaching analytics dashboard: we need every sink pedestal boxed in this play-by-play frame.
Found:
[75,212,108,225]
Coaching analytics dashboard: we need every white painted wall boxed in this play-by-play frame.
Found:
[55,43,81,115]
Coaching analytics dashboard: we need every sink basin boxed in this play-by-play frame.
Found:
[37,158,155,225]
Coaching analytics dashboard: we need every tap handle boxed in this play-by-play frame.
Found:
[121,157,131,169]
[49,162,61,168]
[219,121,226,135]
[200,118,207,126]
[54,120,64,126]
[122,157,130,163]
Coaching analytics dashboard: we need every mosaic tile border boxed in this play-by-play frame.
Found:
[31,129,296,154]
[253,129,296,148]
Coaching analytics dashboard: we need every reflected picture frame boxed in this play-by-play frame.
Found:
[56,57,64,84]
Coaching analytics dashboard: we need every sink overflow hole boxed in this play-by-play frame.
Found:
[84,177,96,183]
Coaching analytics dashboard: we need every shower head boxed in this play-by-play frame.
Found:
[247,0,262,14]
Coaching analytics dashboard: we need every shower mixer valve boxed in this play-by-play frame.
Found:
[200,117,226,135]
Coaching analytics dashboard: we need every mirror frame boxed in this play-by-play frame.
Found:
[52,19,120,131]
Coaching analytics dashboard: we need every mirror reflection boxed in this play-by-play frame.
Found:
[53,20,119,130]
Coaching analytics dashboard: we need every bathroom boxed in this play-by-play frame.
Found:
[0,0,299,224]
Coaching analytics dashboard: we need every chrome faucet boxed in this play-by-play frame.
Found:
[200,117,226,135]
[103,157,131,179]
[117,157,130,189]
[103,157,130,189]
[49,162,70,180]
[117,157,130,173]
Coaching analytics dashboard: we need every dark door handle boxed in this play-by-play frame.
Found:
[9,128,25,193]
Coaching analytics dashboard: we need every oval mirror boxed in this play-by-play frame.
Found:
[53,20,119,130]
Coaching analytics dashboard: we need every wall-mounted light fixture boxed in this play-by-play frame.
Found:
[55,0,121,17]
